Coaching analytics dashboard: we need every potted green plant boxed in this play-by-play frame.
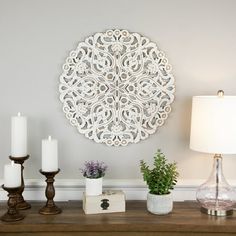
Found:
[140,149,179,215]
[80,161,107,196]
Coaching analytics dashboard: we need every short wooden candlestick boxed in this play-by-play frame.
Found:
[9,155,31,210]
[1,185,25,222]
[39,169,62,215]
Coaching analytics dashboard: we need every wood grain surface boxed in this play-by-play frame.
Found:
[0,201,236,236]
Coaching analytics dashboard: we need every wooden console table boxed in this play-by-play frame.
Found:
[1,201,236,235]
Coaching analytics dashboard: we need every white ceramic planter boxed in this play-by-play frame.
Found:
[147,192,173,215]
[85,177,103,196]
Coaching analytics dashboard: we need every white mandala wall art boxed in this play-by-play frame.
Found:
[59,29,175,146]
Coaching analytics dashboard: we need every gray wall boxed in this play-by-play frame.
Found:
[1,0,236,181]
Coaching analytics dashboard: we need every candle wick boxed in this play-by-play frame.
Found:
[17,112,21,116]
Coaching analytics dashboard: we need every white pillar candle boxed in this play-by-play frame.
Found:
[4,161,21,188]
[11,112,27,157]
[42,136,58,172]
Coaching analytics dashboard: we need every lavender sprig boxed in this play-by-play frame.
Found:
[80,161,107,179]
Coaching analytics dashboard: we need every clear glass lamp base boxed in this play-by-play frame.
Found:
[201,203,233,216]
[196,154,236,216]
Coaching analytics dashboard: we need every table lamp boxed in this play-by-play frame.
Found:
[190,90,236,216]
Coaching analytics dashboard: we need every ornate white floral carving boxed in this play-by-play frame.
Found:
[59,29,175,146]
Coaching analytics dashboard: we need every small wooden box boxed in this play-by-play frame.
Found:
[83,190,126,214]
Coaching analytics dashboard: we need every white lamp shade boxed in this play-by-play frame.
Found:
[190,95,236,154]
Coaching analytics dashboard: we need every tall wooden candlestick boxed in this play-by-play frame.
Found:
[1,185,25,222]
[39,169,62,215]
[9,155,31,210]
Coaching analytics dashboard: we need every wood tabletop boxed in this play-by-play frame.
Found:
[0,201,236,235]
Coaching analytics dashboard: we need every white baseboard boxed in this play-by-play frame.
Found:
[1,178,235,201]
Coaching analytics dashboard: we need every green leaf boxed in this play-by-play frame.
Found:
[140,149,179,195]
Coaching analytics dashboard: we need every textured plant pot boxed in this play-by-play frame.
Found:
[147,192,173,215]
[85,177,103,196]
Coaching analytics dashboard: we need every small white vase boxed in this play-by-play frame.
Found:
[85,177,103,196]
[147,192,173,215]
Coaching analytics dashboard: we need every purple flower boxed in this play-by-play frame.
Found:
[80,161,107,179]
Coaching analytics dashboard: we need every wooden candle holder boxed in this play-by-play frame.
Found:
[9,155,31,210]
[39,169,62,215]
[1,185,25,222]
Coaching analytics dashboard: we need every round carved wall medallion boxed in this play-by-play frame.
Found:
[59,29,175,146]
